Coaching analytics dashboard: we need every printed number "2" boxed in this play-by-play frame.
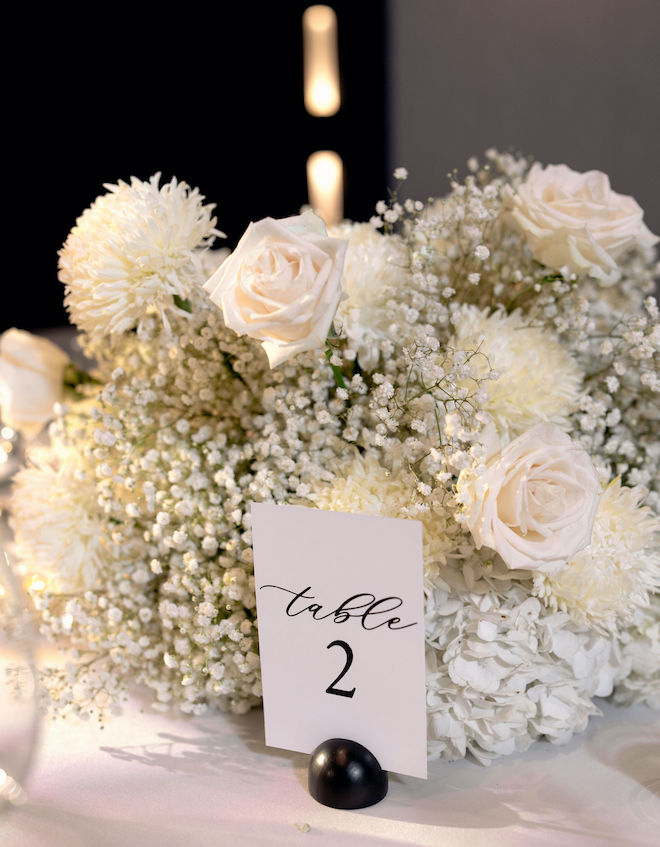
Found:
[325,640,356,698]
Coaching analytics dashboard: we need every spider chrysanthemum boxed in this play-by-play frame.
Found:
[58,174,220,337]
[450,305,583,440]
[11,450,107,593]
[534,478,660,632]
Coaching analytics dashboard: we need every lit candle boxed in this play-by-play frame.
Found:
[303,5,341,117]
[307,150,344,226]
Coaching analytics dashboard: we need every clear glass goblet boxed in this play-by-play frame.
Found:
[0,545,40,812]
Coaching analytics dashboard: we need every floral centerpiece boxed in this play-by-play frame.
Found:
[1,153,659,765]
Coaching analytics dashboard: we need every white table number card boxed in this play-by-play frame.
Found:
[251,502,427,779]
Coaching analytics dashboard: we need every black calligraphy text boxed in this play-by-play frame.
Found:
[259,584,417,631]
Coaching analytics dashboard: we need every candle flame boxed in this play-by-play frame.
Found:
[303,5,341,117]
[307,150,344,226]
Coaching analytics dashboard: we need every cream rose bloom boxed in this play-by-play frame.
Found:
[0,329,69,436]
[459,423,600,572]
[204,211,347,367]
[509,163,658,284]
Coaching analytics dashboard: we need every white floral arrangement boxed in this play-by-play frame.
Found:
[1,153,659,765]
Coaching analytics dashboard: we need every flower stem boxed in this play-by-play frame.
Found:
[325,344,346,389]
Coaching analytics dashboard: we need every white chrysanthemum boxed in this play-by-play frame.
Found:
[534,479,660,632]
[425,576,627,764]
[59,174,220,337]
[309,452,456,578]
[330,223,408,370]
[11,449,106,592]
[449,305,583,440]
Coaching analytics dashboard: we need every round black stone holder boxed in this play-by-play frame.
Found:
[308,738,388,809]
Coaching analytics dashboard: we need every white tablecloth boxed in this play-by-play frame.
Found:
[1,691,658,847]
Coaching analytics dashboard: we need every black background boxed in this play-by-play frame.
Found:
[8,3,387,331]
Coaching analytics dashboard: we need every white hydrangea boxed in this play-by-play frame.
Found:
[449,305,583,440]
[11,448,106,592]
[534,478,660,631]
[614,595,660,708]
[330,223,409,369]
[425,576,626,763]
[59,174,220,337]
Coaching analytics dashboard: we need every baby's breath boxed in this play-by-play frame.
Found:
[4,152,658,762]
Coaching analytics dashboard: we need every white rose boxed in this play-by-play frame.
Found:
[509,163,658,284]
[204,211,347,367]
[460,423,600,572]
[0,329,70,436]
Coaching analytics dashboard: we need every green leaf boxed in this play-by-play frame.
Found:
[63,363,100,390]
[325,344,346,389]
[173,295,192,313]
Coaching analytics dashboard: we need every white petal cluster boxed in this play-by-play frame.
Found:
[459,423,600,573]
[11,448,106,592]
[0,329,69,437]
[59,174,219,336]
[534,478,660,631]
[331,223,409,369]
[426,576,626,763]
[205,211,346,367]
[509,163,658,284]
[614,595,660,708]
[6,154,657,761]
[449,305,583,440]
